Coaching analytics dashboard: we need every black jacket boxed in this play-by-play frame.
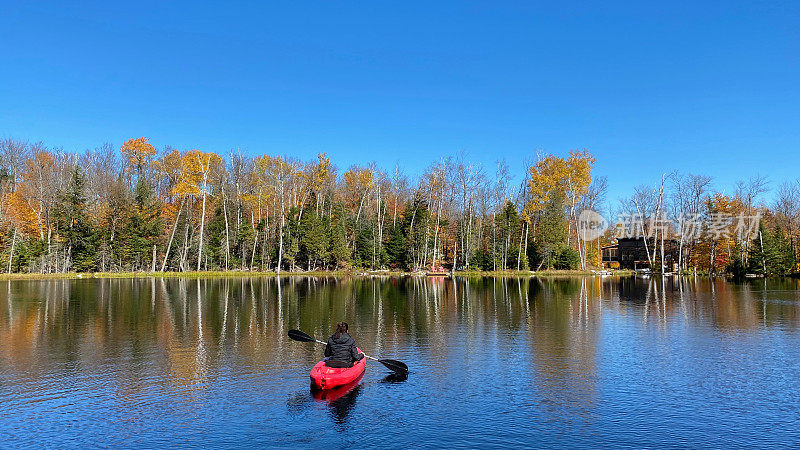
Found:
[324,332,364,363]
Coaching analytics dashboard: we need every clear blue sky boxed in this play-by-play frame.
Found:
[1,1,798,205]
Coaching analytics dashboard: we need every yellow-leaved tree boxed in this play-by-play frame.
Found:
[180,149,223,271]
[526,150,595,269]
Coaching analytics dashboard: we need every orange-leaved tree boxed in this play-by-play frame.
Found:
[155,148,186,271]
[120,137,156,181]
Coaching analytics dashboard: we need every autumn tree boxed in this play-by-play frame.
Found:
[1,135,798,277]
[120,137,156,182]
[527,150,595,269]
[156,148,186,271]
[181,150,223,271]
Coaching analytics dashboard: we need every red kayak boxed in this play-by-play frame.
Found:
[310,348,366,390]
[311,373,364,403]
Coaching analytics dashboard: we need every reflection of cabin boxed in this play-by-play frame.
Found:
[601,238,679,271]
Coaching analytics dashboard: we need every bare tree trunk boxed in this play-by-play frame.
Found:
[633,198,653,267]
[180,219,190,271]
[268,214,274,270]
[251,228,259,270]
[432,195,442,269]
[377,187,386,268]
[660,232,665,273]
[161,197,184,272]
[223,192,230,271]
[678,227,684,272]
[517,222,525,271]
[197,185,207,271]
[422,190,433,269]
[709,242,716,275]
[492,214,496,271]
[7,228,17,274]
[759,230,766,275]
[524,221,529,269]
[453,236,458,271]
[656,174,665,273]
[355,190,368,227]
[505,231,511,271]
[277,216,284,274]
[408,206,417,270]
[46,227,52,273]
[466,202,473,268]
[566,180,585,270]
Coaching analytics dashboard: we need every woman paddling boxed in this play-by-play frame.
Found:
[324,322,364,368]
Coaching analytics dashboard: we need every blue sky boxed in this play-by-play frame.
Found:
[1,1,798,207]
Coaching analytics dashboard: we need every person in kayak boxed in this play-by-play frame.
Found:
[324,322,364,368]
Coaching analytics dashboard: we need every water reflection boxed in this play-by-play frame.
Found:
[381,372,409,383]
[312,374,363,426]
[2,278,799,369]
[2,276,800,446]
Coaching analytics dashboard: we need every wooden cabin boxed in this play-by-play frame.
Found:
[601,237,679,271]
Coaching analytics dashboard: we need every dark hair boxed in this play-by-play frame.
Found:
[334,322,348,339]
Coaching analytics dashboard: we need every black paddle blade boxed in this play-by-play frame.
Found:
[288,329,316,343]
[378,359,409,375]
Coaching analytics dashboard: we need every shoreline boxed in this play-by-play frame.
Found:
[0,269,794,281]
[0,269,655,280]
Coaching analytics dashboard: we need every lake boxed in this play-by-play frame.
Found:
[2,276,800,448]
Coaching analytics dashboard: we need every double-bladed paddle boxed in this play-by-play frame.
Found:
[288,329,409,376]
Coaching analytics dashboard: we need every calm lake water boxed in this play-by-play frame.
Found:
[2,276,800,448]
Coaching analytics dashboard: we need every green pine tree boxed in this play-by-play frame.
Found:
[120,178,163,271]
[328,206,351,269]
[498,200,521,269]
[299,208,328,270]
[532,192,568,269]
[206,205,227,270]
[54,167,97,272]
[748,221,794,276]
[384,225,407,270]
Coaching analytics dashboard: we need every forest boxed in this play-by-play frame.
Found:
[0,137,797,276]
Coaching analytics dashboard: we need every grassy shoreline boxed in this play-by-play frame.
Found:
[0,269,639,280]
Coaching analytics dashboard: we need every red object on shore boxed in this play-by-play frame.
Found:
[310,348,367,390]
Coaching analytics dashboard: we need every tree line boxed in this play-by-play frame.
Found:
[0,137,796,276]
[615,172,799,277]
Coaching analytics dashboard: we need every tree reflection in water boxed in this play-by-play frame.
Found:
[2,276,800,447]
